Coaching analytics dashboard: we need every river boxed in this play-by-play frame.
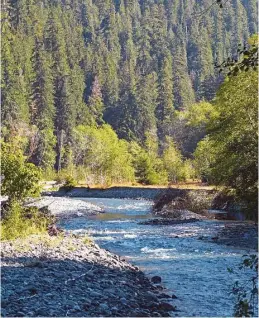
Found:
[58,197,257,317]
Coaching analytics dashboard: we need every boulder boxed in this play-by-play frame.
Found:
[151,276,162,284]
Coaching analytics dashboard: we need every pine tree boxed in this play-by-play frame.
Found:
[88,76,104,125]
[156,53,174,140]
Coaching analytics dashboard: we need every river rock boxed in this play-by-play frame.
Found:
[1,234,171,317]
[158,293,171,299]
[146,291,159,301]
[159,302,176,311]
[151,276,162,284]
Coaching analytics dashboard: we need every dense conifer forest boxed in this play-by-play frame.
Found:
[1,0,257,192]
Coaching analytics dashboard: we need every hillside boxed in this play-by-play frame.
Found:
[1,0,257,170]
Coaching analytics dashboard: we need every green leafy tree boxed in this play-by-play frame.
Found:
[208,70,257,215]
[193,70,257,217]
[162,137,186,183]
[72,125,134,185]
[1,142,42,202]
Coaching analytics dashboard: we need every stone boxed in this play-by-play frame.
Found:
[82,303,90,311]
[99,303,109,312]
[158,293,171,299]
[120,297,127,305]
[111,306,118,313]
[73,305,81,311]
[151,276,162,284]
[145,291,158,301]
[89,291,102,298]
[159,302,176,311]
[171,294,178,299]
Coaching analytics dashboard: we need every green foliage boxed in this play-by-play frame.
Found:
[183,102,219,127]
[229,255,258,317]
[129,138,167,185]
[130,135,194,185]
[72,125,135,185]
[132,149,167,185]
[1,0,255,171]
[63,175,77,189]
[1,142,42,202]
[162,137,190,183]
[1,201,50,240]
[193,136,217,182]
[192,70,258,217]
[215,35,258,76]
[209,71,257,215]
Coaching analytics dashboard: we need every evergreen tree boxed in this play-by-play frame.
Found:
[88,76,104,125]
[157,53,174,140]
[1,0,256,173]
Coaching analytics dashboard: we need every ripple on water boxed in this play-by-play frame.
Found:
[60,197,258,317]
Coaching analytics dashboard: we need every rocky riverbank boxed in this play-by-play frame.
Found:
[43,186,188,200]
[27,197,104,219]
[1,234,177,317]
[206,221,258,250]
[139,218,201,226]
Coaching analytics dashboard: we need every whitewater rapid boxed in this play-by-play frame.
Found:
[58,197,257,317]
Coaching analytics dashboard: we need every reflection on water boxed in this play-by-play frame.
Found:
[59,197,257,317]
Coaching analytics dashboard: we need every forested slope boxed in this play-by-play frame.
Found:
[1,0,257,174]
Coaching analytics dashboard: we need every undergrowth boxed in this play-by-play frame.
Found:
[229,255,258,317]
[1,201,53,240]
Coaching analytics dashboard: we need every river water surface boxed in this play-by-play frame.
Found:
[59,198,256,317]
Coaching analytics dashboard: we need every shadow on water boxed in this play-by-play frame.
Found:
[1,255,170,317]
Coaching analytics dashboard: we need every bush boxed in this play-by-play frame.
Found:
[1,142,42,202]
[162,137,193,183]
[41,168,57,181]
[1,201,51,240]
[63,175,77,189]
[230,255,258,317]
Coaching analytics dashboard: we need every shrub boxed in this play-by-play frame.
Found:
[162,137,193,183]
[230,255,258,317]
[63,175,77,189]
[1,142,42,202]
[1,201,51,240]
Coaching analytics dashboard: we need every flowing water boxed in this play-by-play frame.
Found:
[59,198,257,317]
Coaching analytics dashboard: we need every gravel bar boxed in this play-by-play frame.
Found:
[1,234,177,317]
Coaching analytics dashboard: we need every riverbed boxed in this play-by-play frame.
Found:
[57,197,258,317]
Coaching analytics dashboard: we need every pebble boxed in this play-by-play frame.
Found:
[1,234,175,317]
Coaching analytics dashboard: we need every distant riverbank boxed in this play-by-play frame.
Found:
[42,185,215,200]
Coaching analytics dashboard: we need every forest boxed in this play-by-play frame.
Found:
[1,0,258,211]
